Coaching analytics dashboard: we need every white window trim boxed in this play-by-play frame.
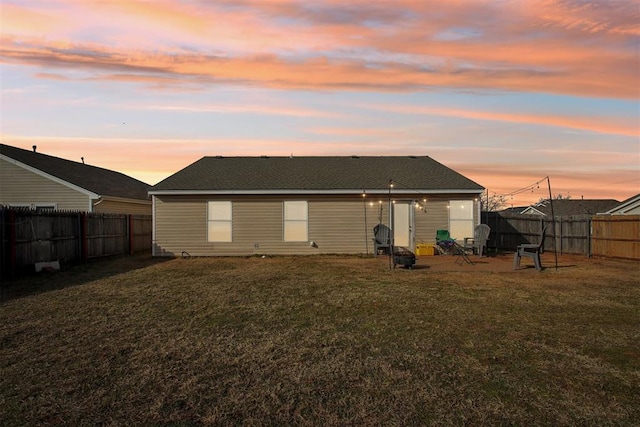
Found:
[283,200,308,242]
[449,199,474,241]
[207,201,232,242]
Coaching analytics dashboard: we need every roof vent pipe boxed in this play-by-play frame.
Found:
[81,157,85,164]
[32,145,37,153]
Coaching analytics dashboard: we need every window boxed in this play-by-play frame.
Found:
[449,200,474,241]
[35,204,56,212]
[207,201,232,242]
[284,201,308,242]
[7,203,56,211]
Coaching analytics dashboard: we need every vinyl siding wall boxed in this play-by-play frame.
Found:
[94,199,152,215]
[153,194,480,256]
[0,158,90,211]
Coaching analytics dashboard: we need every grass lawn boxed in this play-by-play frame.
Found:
[1,254,639,425]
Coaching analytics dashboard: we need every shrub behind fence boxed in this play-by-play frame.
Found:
[0,209,152,277]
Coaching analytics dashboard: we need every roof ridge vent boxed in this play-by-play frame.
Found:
[260,155,269,159]
[351,155,359,159]
[409,155,416,158]
[215,155,224,159]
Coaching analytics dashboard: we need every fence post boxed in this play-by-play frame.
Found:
[80,212,88,262]
[559,216,563,254]
[8,209,16,276]
[0,210,3,278]
[128,214,134,255]
[588,216,592,258]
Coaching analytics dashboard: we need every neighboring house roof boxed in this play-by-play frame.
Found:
[149,156,484,194]
[0,144,150,200]
[498,206,528,215]
[519,199,620,216]
[604,193,640,215]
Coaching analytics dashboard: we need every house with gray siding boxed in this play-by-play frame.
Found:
[0,144,151,214]
[149,156,484,257]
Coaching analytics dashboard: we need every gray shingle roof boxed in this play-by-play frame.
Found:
[150,156,483,193]
[523,199,620,216]
[1,144,150,200]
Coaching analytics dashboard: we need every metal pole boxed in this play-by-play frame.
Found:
[363,191,368,254]
[546,176,558,270]
[388,179,393,270]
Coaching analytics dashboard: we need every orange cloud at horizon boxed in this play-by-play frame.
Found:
[3,135,637,207]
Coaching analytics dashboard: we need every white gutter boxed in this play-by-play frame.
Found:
[149,189,484,196]
[152,195,156,257]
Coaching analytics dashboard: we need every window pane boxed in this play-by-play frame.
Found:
[284,201,307,220]
[208,222,232,242]
[450,200,472,220]
[208,201,232,242]
[208,201,231,221]
[284,221,307,242]
[449,221,473,240]
[449,199,474,240]
[284,201,308,241]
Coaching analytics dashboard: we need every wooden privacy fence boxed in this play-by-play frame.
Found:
[591,215,640,259]
[484,212,640,260]
[0,209,152,277]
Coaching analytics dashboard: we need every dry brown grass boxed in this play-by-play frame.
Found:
[1,254,639,426]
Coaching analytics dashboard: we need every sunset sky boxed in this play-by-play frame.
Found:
[1,0,638,207]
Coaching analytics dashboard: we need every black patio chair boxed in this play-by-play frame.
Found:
[373,223,391,255]
[513,225,548,271]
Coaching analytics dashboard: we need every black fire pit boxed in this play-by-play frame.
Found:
[392,246,416,269]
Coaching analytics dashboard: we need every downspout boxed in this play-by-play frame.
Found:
[151,195,156,257]
[92,196,104,213]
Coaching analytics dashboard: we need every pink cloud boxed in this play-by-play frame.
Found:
[359,104,638,137]
[1,1,637,99]
[0,3,72,35]
[1,37,634,99]
[128,102,342,118]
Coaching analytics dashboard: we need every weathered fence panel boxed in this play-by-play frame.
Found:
[86,214,128,259]
[131,214,153,254]
[555,215,590,255]
[485,212,639,259]
[484,213,550,252]
[12,210,80,267]
[1,209,152,277]
[591,215,640,260]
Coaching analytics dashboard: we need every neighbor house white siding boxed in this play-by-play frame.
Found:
[0,158,90,211]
